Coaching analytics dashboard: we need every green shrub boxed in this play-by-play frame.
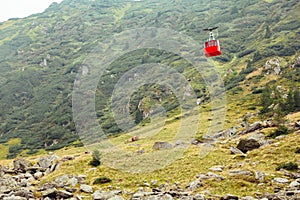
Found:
[89,150,101,167]
[267,126,289,139]
[248,106,256,110]
[295,147,300,154]
[93,177,112,184]
[276,162,298,171]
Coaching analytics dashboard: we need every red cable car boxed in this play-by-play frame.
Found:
[203,27,222,58]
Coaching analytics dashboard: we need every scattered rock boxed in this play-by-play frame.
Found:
[61,155,75,162]
[80,184,93,193]
[13,159,32,172]
[108,195,125,200]
[290,179,300,188]
[209,165,225,172]
[41,188,58,198]
[92,190,115,200]
[273,178,289,184]
[254,171,265,182]
[76,174,87,184]
[193,194,205,200]
[221,194,239,200]
[240,122,262,135]
[241,196,256,200]
[152,142,173,150]
[33,171,43,179]
[37,154,59,173]
[207,172,225,181]
[230,147,246,155]
[68,177,78,187]
[56,190,74,199]
[186,180,202,191]
[3,195,27,200]
[229,170,252,177]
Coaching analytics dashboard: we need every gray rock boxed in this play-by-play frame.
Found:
[209,166,224,172]
[240,122,262,135]
[289,180,300,187]
[76,175,87,184]
[197,173,210,180]
[273,178,289,184]
[108,195,125,200]
[80,184,93,193]
[193,194,205,200]
[186,180,202,191]
[254,171,265,181]
[56,190,74,198]
[152,142,173,150]
[68,177,78,187]
[241,196,256,200]
[179,196,193,200]
[207,172,224,181]
[230,147,245,155]
[220,194,239,200]
[92,191,115,200]
[13,189,35,199]
[13,159,32,172]
[33,171,43,179]
[229,170,252,176]
[37,157,51,169]
[54,174,70,187]
[61,155,75,162]
[41,188,57,197]
[237,138,261,153]
[24,172,33,179]
[163,194,174,200]
[3,196,27,200]
[131,192,144,199]
[151,180,158,186]
[65,187,77,193]
[37,154,59,173]
[144,182,150,187]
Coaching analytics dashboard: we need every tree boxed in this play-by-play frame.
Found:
[260,85,272,114]
[264,25,272,38]
[294,89,300,110]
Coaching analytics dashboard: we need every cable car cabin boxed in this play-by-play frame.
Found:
[204,39,222,57]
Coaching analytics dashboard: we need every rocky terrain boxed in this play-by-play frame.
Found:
[1,117,299,200]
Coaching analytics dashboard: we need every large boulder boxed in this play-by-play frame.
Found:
[37,154,59,173]
[13,159,32,172]
[237,138,261,153]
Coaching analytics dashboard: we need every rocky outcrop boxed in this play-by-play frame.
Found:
[0,154,70,200]
[240,122,262,135]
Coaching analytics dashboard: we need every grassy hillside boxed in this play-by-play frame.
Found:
[0,0,299,158]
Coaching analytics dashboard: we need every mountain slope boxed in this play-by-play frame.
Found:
[0,0,299,158]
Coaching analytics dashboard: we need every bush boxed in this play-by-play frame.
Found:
[252,88,263,94]
[295,147,300,154]
[237,49,255,58]
[89,150,101,167]
[276,162,298,171]
[93,177,112,184]
[267,126,289,139]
